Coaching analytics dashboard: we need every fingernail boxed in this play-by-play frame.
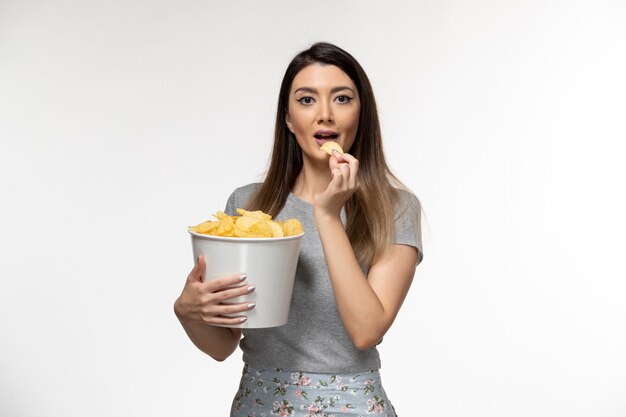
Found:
[247,285,255,292]
[239,317,247,323]
[247,303,256,309]
[239,273,247,281]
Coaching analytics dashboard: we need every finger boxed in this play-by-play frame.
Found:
[330,166,344,188]
[343,155,359,189]
[332,152,359,189]
[337,151,355,162]
[204,314,249,326]
[339,163,351,188]
[187,255,206,283]
[332,149,347,163]
[328,154,339,171]
[202,272,249,292]
[209,283,256,302]
[336,151,357,165]
[214,301,256,316]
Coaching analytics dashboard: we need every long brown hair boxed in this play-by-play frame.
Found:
[246,42,406,266]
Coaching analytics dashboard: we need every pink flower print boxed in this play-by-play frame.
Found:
[290,372,312,386]
[363,379,375,395]
[305,404,320,416]
[272,399,294,416]
[366,396,385,414]
[294,389,302,397]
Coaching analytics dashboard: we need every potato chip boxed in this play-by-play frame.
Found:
[267,220,284,238]
[190,220,219,234]
[214,211,229,220]
[236,208,272,221]
[233,223,252,237]
[191,208,302,238]
[282,219,303,236]
[236,215,260,231]
[320,141,343,155]
[249,221,273,238]
[215,215,234,236]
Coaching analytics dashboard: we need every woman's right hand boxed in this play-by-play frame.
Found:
[174,255,256,327]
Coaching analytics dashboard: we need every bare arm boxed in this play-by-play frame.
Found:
[314,151,419,349]
[174,310,242,361]
[315,213,418,349]
[174,256,255,361]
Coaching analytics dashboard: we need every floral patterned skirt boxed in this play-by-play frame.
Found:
[230,364,397,417]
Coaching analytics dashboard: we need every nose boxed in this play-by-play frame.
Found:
[317,100,334,124]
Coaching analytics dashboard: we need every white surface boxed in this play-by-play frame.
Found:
[1,1,625,416]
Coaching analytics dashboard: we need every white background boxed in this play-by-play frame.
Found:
[1,1,625,416]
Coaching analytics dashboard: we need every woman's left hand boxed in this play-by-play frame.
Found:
[313,150,360,218]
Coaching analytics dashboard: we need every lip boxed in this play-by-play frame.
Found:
[313,129,339,146]
[314,129,338,136]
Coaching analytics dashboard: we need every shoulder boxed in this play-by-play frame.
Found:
[225,183,263,214]
[230,183,263,200]
[393,187,421,218]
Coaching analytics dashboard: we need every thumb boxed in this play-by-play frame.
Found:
[328,154,339,171]
[330,166,343,187]
[188,255,206,283]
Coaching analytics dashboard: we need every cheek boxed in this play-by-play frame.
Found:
[290,123,308,141]
[289,117,310,143]
[291,118,306,131]
[346,108,360,132]
[287,109,308,133]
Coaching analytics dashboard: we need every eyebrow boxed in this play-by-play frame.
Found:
[294,86,355,95]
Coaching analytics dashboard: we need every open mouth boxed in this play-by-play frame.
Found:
[313,133,339,140]
[314,130,339,145]
[313,129,339,147]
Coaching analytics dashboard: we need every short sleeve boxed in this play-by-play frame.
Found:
[393,190,424,265]
[223,183,262,216]
[224,190,239,216]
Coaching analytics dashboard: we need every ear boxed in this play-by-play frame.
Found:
[285,112,294,133]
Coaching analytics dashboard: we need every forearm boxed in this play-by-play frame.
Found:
[174,300,240,361]
[314,212,387,349]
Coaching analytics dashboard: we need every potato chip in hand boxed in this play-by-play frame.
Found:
[320,141,343,155]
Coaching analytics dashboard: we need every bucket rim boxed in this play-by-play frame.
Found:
[189,230,304,242]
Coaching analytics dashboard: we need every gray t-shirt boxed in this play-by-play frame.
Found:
[225,183,423,373]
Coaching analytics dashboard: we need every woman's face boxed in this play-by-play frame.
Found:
[286,63,360,163]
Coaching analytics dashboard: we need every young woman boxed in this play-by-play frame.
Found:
[175,42,423,416]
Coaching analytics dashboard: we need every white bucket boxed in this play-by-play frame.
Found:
[189,231,303,328]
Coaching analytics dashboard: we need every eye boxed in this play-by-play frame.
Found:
[335,95,353,104]
[296,96,315,105]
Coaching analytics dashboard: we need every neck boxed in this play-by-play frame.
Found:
[292,157,332,204]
